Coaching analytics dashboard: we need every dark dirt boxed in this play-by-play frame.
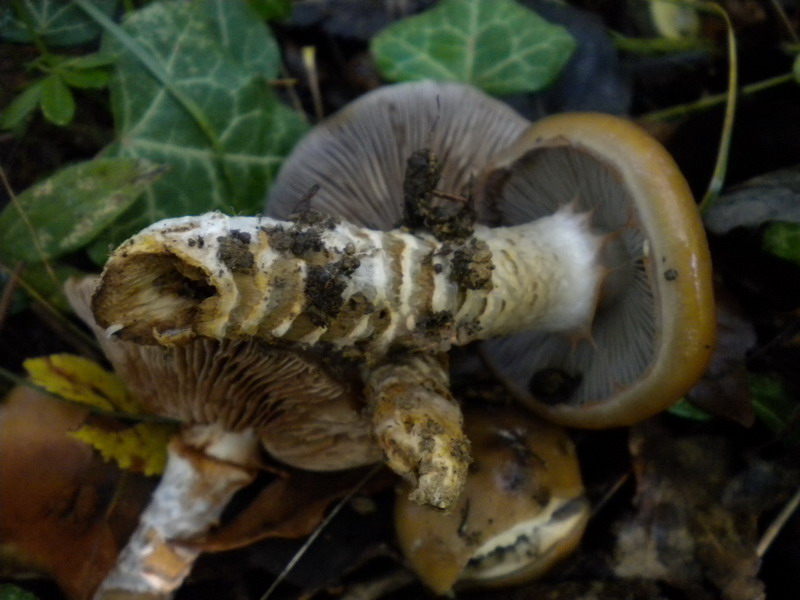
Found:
[449,238,494,291]
[216,233,255,273]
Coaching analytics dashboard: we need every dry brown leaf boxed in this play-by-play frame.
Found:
[613,419,770,600]
[187,466,394,553]
[0,385,154,599]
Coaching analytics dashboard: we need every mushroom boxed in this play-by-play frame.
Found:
[65,276,379,599]
[476,113,715,427]
[394,403,589,595]
[265,80,715,428]
[90,81,714,509]
[265,80,530,229]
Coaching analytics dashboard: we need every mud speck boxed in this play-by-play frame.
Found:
[403,148,475,241]
[417,310,454,338]
[217,233,255,272]
[450,238,493,290]
[305,257,360,327]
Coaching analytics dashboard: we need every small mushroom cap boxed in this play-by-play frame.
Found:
[478,113,715,427]
[66,277,381,471]
[266,80,530,228]
[395,404,589,594]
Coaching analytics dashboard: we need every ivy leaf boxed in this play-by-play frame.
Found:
[87,0,308,260]
[0,0,118,46]
[39,73,75,125]
[23,354,177,475]
[0,157,165,263]
[371,0,576,96]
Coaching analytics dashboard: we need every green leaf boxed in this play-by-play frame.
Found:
[87,0,307,256]
[793,52,800,84]
[0,0,118,46]
[0,583,40,600]
[371,0,576,96]
[18,261,86,312]
[750,373,800,444]
[59,66,111,89]
[61,50,118,69]
[0,158,165,263]
[247,0,292,22]
[763,221,800,266]
[0,80,43,130]
[669,398,713,421]
[40,73,75,125]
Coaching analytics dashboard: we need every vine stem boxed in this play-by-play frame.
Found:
[638,72,794,124]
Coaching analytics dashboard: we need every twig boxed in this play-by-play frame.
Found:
[756,484,800,557]
[591,470,632,517]
[0,262,23,333]
[638,72,794,124]
[259,463,382,600]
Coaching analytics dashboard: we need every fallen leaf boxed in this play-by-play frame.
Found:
[191,466,393,552]
[23,354,177,475]
[612,419,789,600]
[0,385,153,600]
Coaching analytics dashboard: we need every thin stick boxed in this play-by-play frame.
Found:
[0,261,23,332]
[0,261,101,357]
[768,0,799,44]
[591,470,632,517]
[259,463,383,600]
[756,484,800,557]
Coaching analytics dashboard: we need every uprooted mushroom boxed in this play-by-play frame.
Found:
[87,80,715,594]
[395,403,590,595]
[66,277,380,599]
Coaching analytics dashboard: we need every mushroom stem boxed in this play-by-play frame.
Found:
[92,208,603,357]
[94,427,257,599]
[364,353,470,509]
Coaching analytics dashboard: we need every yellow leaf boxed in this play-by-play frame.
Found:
[24,354,177,475]
[71,422,175,476]
[24,353,139,413]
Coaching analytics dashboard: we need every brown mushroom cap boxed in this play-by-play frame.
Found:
[66,277,381,471]
[395,404,589,594]
[265,80,530,227]
[477,113,715,427]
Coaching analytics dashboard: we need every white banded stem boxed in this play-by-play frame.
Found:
[364,353,470,509]
[94,427,256,599]
[93,209,603,357]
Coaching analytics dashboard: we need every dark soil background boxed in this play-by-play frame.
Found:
[2,1,800,599]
